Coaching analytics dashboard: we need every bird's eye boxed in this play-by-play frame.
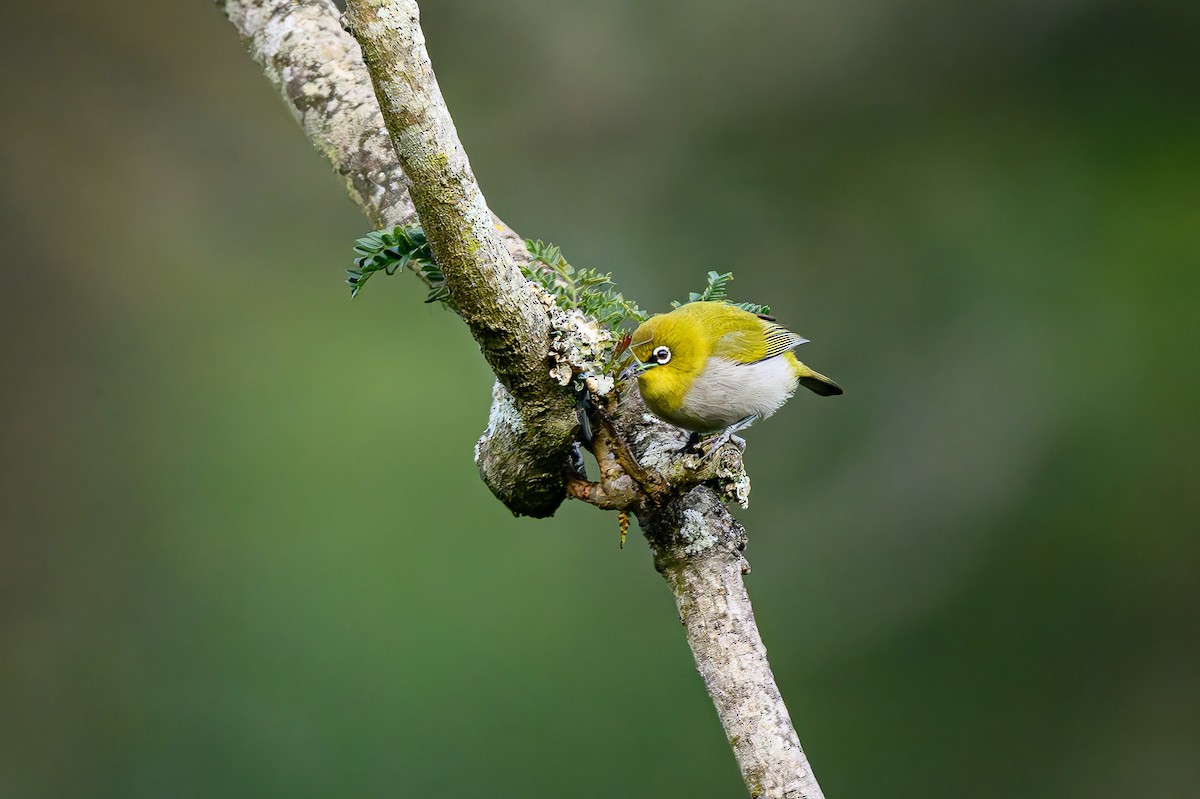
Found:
[652,345,671,364]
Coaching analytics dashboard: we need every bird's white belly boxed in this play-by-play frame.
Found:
[675,356,798,433]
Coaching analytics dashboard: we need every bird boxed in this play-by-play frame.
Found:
[629,301,841,447]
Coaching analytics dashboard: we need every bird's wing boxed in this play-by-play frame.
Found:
[713,316,809,364]
[758,322,809,360]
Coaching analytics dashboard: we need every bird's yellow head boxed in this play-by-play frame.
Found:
[629,309,712,414]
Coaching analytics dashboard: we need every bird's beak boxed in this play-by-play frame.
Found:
[619,361,655,381]
[622,337,655,378]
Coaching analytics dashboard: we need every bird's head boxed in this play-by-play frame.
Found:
[628,311,710,412]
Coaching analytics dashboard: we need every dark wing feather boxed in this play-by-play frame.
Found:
[758,322,809,361]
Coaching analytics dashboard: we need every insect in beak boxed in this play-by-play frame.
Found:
[619,359,656,380]
[619,341,656,380]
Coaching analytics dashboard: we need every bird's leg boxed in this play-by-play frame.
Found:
[681,432,704,455]
[700,415,757,457]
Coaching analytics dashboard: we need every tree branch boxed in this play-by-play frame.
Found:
[221,0,414,229]
[342,0,586,518]
[641,489,824,799]
[221,0,577,517]
[222,1,827,795]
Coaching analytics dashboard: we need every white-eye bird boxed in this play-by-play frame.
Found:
[629,301,842,441]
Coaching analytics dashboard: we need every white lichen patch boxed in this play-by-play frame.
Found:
[680,507,717,556]
[531,284,615,397]
[635,428,688,475]
[549,360,573,386]
[716,452,752,509]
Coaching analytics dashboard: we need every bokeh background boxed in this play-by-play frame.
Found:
[2,0,1197,796]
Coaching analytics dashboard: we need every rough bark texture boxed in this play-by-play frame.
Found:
[222,0,415,228]
[603,387,822,798]
[641,489,824,799]
[222,1,827,795]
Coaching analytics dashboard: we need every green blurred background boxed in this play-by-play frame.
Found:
[2,0,1197,796]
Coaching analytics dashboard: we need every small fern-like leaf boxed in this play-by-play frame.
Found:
[344,225,447,303]
[520,239,648,371]
[671,271,771,316]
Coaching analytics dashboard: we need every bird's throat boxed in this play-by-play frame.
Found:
[637,368,694,416]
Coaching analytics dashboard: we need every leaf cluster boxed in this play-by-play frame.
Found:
[523,239,648,328]
[345,226,448,304]
[343,232,767,333]
[671,271,771,316]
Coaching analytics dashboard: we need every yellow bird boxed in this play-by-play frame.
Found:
[630,302,841,442]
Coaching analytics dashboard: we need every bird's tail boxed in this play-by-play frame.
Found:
[794,361,843,396]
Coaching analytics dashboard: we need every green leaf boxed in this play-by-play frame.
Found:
[519,238,648,353]
[341,225,446,303]
[670,271,769,316]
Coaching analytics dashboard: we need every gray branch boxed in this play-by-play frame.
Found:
[617,390,825,799]
[221,0,414,228]
[221,1,826,795]
[641,487,825,799]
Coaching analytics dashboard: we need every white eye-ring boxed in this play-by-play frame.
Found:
[652,345,672,364]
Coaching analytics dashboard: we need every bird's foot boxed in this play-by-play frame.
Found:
[697,430,735,458]
[694,417,755,459]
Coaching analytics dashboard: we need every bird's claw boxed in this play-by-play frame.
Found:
[680,419,753,459]
[696,430,738,459]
